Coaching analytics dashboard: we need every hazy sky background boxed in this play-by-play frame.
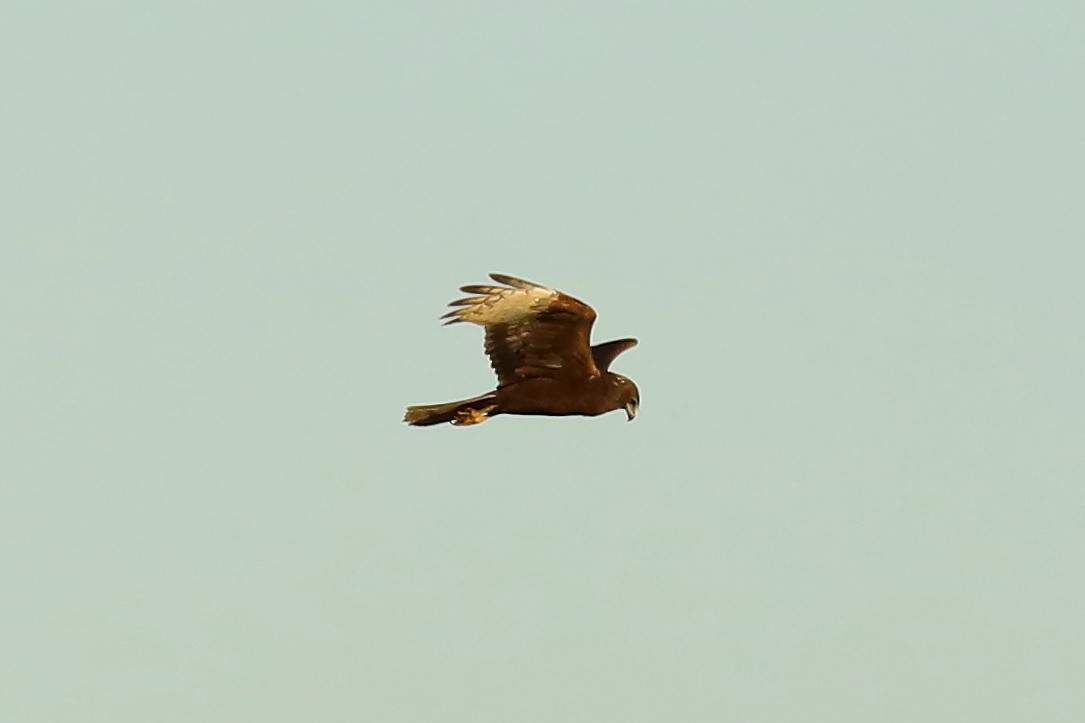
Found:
[4,2,1084,721]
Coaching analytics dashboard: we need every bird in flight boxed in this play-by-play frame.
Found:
[404,273,639,427]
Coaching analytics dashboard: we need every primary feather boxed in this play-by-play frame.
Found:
[440,274,559,326]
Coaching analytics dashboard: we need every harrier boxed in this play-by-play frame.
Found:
[404,273,639,426]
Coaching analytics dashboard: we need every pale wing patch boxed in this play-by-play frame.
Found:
[441,273,559,326]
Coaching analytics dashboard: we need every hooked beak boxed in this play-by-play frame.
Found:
[625,401,638,421]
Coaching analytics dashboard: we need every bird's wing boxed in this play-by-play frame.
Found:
[590,338,638,372]
[441,273,599,386]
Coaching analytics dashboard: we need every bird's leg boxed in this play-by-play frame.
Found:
[452,404,497,426]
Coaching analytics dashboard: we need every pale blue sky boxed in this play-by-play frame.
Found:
[4,2,1084,721]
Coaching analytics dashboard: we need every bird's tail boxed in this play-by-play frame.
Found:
[403,392,498,427]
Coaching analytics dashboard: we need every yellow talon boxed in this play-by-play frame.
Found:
[452,405,496,426]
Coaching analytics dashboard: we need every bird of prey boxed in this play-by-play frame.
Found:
[404,273,639,427]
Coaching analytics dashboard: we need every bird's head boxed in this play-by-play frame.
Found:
[611,374,640,422]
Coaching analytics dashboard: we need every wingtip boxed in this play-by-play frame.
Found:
[439,309,463,324]
[459,284,496,294]
[488,273,537,289]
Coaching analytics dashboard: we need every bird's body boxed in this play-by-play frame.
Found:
[404,274,639,427]
[494,374,635,417]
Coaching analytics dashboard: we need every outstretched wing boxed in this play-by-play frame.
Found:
[591,338,638,372]
[441,273,599,387]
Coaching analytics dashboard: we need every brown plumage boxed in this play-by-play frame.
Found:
[404,273,639,427]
